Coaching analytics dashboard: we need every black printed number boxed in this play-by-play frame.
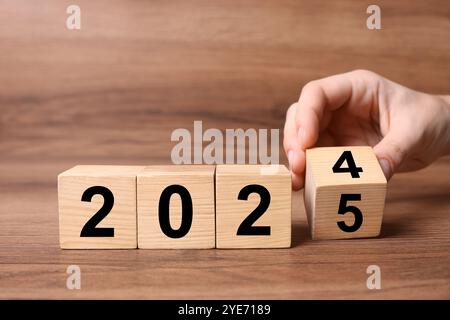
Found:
[159,185,193,238]
[332,150,363,178]
[337,194,363,232]
[80,186,115,237]
[237,184,271,236]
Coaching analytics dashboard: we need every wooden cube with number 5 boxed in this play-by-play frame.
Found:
[304,147,387,240]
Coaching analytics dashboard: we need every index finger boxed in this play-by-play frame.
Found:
[295,72,356,150]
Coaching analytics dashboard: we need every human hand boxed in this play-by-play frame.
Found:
[284,70,450,190]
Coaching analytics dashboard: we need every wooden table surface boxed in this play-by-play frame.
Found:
[0,0,449,299]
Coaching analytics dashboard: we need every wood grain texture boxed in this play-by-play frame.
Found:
[304,147,387,240]
[216,165,291,248]
[58,165,144,249]
[0,0,449,299]
[137,165,215,249]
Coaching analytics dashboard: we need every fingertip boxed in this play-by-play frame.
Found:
[378,158,393,181]
[290,149,306,175]
[295,104,320,150]
[291,172,305,191]
[373,134,408,181]
[283,102,300,154]
[287,150,294,171]
[297,123,318,149]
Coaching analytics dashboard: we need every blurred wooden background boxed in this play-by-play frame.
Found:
[0,0,449,299]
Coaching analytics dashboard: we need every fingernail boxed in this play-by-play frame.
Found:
[297,127,303,147]
[288,150,294,171]
[379,159,392,180]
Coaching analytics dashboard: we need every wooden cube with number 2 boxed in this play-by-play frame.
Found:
[216,165,291,248]
[304,147,387,240]
[58,165,144,249]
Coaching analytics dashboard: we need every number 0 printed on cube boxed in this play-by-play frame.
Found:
[137,165,215,249]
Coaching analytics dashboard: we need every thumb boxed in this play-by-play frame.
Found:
[373,132,412,180]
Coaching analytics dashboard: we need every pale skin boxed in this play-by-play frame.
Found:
[284,70,450,190]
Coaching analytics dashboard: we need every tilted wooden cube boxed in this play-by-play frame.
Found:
[215,165,291,248]
[137,165,215,249]
[58,165,144,249]
[304,146,387,240]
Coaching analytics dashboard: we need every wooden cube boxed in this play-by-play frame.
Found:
[137,165,215,249]
[215,165,291,248]
[304,146,387,240]
[58,165,144,249]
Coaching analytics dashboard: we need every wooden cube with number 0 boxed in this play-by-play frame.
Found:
[137,165,215,249]
[58,165,144,249]
[304,147,387,240]
[216,165,291,248]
